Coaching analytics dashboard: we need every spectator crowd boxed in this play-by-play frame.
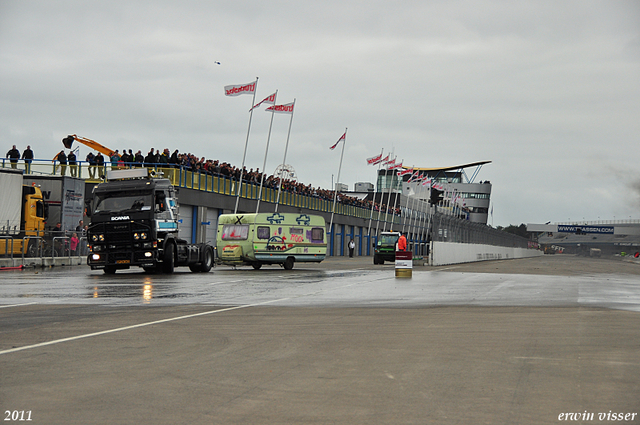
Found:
[7,144,401,216]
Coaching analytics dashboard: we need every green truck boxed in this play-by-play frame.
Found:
[373,231,400,264]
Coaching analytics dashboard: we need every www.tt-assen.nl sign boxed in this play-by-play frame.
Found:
[557,225,614,234]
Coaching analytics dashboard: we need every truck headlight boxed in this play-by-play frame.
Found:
[133,232,140,240]
[91,254,101,261]
[141,232,148,240]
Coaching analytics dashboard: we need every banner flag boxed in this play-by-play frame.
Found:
[224,81,257,96]
[330,132,346,150]
[407,170,421,182]
[250,92,277,111]
[266,102,294,114]
[366,153,383,165]
[388,161,403,170]
[397,167,413,176]
[371,154,389,165]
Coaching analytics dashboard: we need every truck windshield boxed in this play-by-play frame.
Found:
[379,234,399,245]
[93,192,153,214]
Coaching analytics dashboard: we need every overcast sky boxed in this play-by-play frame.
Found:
[1,1,639,227]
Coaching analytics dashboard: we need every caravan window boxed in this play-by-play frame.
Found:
[257,226,270,240]
[221,224,249,240]
[290,228,303,235]
[311,227,324,243]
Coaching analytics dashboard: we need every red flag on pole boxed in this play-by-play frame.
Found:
[330,132,346,150]
[224,81,257,96]
[251,92,277,111]
[366,153,383,165]
[265,102,294,114]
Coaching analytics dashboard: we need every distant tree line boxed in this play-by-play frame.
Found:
[495,223,535,240]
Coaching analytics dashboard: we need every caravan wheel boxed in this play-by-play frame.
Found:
[283,257,294,270]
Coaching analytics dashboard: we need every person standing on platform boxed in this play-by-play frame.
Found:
[53,150,67,176]
[6,145,20,169]
[22,145,34,173]
[86,152,96,179]
[349,239,355,257]
[68,150,77,177]
[95,152,105,178]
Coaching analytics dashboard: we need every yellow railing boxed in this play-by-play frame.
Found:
[1,159,401,224]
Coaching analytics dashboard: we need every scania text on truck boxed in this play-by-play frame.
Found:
[86,169,214,274]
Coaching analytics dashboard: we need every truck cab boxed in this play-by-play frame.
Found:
[373,231,400,264]
[87,169,213,274]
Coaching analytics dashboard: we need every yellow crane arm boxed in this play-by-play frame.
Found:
[62,135,116,157]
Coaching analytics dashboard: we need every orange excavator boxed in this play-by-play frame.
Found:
[62,135,116,157]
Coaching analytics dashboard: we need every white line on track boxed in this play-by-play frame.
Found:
[0,277,367,356]
[0,302,38,309]
[0,297,291,356]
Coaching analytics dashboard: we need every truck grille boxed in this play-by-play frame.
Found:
[90,221,152,245]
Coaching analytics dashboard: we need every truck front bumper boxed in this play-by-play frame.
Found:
[88,250,158,269]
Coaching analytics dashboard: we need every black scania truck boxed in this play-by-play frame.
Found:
[87,169,214,274]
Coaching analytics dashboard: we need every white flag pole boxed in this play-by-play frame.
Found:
[391,159,403,234]
[382,155,396,232]
[402,166,415,234]
[234,77,259,214]
[256,90,278,214]
[329,128,347,234]
[374,150,391,237]
[367,148,383,238]
[274,99,296,212]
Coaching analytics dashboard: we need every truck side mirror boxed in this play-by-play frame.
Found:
[156,192,166,212]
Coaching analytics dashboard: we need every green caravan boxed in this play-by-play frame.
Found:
[217,213,327,270]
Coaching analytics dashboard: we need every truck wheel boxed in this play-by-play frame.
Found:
[162,243,175,274]
[104,266,117,274]
[252,262,262,270]
[283,257,294,270]
[198,246,214,272]
[27,240,40,258]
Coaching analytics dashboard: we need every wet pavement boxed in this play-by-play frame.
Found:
[1,256,639,311]
[1,256,639,424]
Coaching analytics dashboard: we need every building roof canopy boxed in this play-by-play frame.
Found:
[407,161,492,172]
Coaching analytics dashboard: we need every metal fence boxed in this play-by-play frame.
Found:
[401,206,531,256]
[429,211,530,248]
[0,233,88,266]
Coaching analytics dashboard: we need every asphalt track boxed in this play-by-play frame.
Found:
[0,255,639,424]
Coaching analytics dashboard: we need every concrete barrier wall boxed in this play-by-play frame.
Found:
[431,241,543,266]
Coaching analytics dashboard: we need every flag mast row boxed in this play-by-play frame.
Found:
[224,80,294,214]
[329,129,347,233]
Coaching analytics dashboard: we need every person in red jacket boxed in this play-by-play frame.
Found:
[397,233,407,251]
